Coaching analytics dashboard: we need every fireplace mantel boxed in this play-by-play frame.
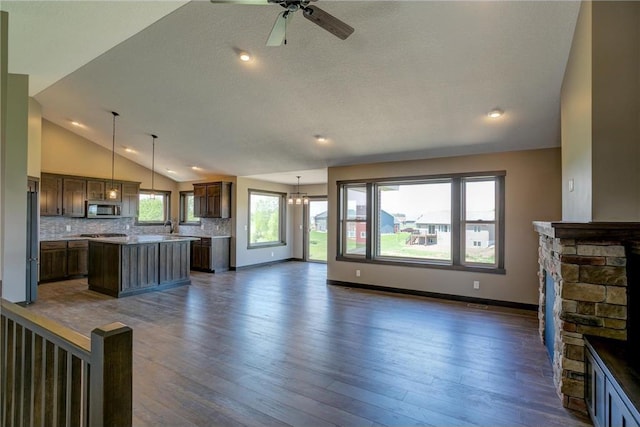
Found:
[534,221,640,239]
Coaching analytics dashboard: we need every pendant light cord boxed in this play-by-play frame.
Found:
[111,112,119,191]
[151,135,157,194]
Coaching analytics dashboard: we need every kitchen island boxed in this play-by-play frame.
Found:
[88,235,199,298]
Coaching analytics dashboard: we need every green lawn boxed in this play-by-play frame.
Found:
[308,230,328,261]
[309,230,494,264]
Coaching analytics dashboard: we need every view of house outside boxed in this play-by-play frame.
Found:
[342,181,496,264]
[308,200,328,261]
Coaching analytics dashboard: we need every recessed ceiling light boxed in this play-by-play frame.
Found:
[191,166,202,171]
[70,120,83,127]
[488,108,504,118]
[166,169,176,174]
[124,147,136,154]
[239,52,251,62]
[315,135,328,143]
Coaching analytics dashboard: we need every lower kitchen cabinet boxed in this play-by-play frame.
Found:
[67,240,89,276]
[40,241,68,282]
[40,240,89,282]
[585,336,640,427]
[190,237,230,273]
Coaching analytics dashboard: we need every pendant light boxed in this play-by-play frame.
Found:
[150,134,157,199]
[287,176,308,206]
[108,111,119,199]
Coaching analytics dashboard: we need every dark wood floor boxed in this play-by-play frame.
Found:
[28,262,591,427]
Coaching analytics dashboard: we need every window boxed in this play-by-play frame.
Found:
[248,190,285,248]
[338,172,505,273]
[179,191,199,224]
[340,185,367,256]
[138,190,170,224]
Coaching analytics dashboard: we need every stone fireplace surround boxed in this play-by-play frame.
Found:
[534,221,640,413]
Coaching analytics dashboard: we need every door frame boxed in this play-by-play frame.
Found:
[303,196,328,263]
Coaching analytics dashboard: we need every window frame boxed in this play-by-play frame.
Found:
[336,171,505,274]
[137,189,171,225]
[247,189,287,249]
[179,191,200,225]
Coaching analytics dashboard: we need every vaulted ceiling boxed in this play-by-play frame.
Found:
[3,1,580,184]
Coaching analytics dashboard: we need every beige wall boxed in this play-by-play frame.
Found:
[233,177,295,268]
[561,1,640,221]
[28,98,41,178]
[561,1,592,222]
[2,74,29,302]
[327,148,562,305]
[591,1,640,221]
[0,11,8,289]
[41,119,180,215]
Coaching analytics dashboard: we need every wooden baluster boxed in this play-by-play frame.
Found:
[89,323,132,427]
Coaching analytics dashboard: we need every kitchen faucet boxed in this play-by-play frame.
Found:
[164,218,175,234]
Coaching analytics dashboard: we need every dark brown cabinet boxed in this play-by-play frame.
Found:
[62,178,87,217]
[67,240,89,276]
[193,182,231,218]
[190,237,230,273]
[120,182,140,218]
[40,174,63,216]
[87,180,106,201]
[40,173,139,217]
[39,241,68,281]
[39,239,89,282]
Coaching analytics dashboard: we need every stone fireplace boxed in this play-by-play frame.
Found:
[533,222,640,412]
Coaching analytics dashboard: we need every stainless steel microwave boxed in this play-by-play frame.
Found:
[86,201,121,218]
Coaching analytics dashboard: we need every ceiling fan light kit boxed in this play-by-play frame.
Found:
[210,0,354,46]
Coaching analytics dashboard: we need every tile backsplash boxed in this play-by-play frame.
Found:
[40,217,232,239]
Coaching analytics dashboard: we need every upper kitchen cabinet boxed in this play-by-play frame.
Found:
[63,178,87,217]
[40,174,63,216]
[193,182,231,218]
[40,173,140,218]
[87,179,106,201]
[120,182,140,218]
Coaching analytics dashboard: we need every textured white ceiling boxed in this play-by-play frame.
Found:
[3,1,580,184]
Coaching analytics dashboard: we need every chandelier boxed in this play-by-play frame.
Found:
[287,176,308,205]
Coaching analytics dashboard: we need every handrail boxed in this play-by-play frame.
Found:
[1,298,132,426]
[1,299,91,359]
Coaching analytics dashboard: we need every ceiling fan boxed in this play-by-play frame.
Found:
[210,0,354,46]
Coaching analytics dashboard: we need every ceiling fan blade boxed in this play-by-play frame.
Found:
[266,12,289,46]
[303,5,354,40]
[209,0,270,4]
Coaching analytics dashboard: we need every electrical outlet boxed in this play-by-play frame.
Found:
[473,280,480,290]
[569,178,575,192]
[356,269,361,277]
[125,224,130,230]
[65,225,71,232]
[271,251,274,257]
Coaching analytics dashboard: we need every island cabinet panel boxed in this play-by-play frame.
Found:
[121,244,158,292]
[159,241,190,285]
[88,242,121,297]
[88,237,194,298]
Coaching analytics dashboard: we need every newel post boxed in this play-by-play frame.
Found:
[90,322,133,427]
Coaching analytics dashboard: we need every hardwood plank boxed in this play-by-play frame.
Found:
[29,262,591,427]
